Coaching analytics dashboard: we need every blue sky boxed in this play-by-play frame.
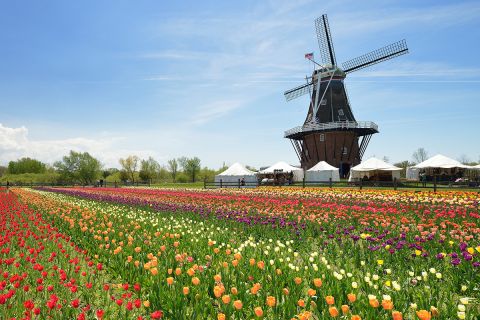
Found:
[0,0,479,168]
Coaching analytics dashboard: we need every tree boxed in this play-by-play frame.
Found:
[54,150,101,184]
[412,148,428,164]
[394,160,414,179]
[177,157,187,170]
[0,166,6,177]
[180,157,201,182]
[119,155,139,183]
[8,157,46,174]
[167,159,179,182]
[457,154,470,165]
[199,166,216,182]
[139,157,160,182]
[382,156,390,163]
[217,164,229,174]
[157,165,170,182]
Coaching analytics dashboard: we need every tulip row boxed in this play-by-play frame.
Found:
[0,188,163,319]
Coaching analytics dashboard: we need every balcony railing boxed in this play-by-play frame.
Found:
[284,121,378,137]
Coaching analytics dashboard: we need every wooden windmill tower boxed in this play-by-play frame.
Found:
[284,14,408,178]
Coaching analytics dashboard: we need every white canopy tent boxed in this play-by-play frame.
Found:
[349,157,401,181]
[413,154,471,169]
[406,167,420,180]
[214,163,257,186]
[305,161,340,182]
[259,161,304,182]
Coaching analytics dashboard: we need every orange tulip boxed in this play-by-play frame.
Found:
[266,296,276,307]
[369,299,379,308]
[192,277,200,286]
[294,277,302,285]
[416,310,431,320]
[326,296,335,305]
[231,287,238,295]
[347,293,356,303]
[254,306,263,317]
[382,300,394,310]
[214,274,222,282]
[233,300,243,310]
[313,278,322,287]
[298,311,312,320]
[351,315,361,320]
[392,311,403,320]
[166,277,174,285]
[298,299,305,307]
[307,288,316,296]
[222,295,231,304]
[214,285,224,298]
[217,313,226,320]
[251,283,261,295]
[182,287,189,295]
[329,307,339,317]
[341,305,350,314]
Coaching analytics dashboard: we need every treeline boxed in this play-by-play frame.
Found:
[0,152,228,185]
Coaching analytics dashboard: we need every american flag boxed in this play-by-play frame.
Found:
[304,52,314,60]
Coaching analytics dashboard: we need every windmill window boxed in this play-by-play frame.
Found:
[338,109,344,116]
[320,99,327,106]
[342,147,348,155]
[319,134,325,141]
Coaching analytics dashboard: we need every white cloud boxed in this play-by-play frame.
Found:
[0,123,158,168]
[189,100,245,125]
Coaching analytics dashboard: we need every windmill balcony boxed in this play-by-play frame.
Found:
[284,121,378,139]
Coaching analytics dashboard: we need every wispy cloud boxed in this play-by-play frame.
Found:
[139,50,209,60]
[189,100,246,125]
[0,123,158,167]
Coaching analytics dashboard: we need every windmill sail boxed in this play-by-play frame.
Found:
[315,15,337,66]
[342,40,408,73]
[284,82,314,101]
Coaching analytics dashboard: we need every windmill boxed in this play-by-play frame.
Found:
[284,14,408,178]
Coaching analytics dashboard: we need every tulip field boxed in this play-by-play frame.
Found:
[1,186,479,319]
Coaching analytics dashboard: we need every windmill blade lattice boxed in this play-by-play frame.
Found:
[342,39,408,73]
[315,15,337,66]
[284,82,314,101]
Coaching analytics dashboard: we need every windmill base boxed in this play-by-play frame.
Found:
[289,131,372,178]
